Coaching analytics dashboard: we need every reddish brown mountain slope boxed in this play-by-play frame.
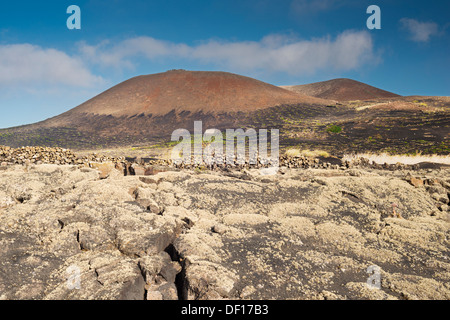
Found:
[56,70,329,121]
[281,78,400,101]
[5,70,332,148]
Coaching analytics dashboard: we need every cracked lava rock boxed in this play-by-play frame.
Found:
[0,163,449,300]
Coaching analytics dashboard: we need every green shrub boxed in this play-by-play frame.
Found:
[326,125,342,133]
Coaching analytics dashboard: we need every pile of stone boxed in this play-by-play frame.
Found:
[0,146,124,166]
[77,153,125,164]
[0,145,436,174]
[169,153,337,170]
[0,146,78,165]
[279,155,337,169]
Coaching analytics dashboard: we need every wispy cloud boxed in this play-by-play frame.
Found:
[400,18,439,42]
[78,37,191,71]
[79,30,377,75]
[0,30,376,109]
[0,43,104,87]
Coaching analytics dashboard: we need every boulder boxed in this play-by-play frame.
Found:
[90,162,116,179]
[409,177,424,188]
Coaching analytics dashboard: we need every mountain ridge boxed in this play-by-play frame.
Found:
[60,70,329,118]
[281,78,400,101]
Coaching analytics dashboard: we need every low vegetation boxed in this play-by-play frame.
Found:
[326,125,342,133]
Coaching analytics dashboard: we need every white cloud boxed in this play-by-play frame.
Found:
[0,43,104,87]
[202,31,375,74]
[79,30,376,75]
[78,37,191,70]
[400,18,439,42]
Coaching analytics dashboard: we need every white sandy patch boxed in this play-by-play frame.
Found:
[343,153,450,165]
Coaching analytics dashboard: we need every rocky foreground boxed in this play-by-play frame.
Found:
[0,161,449,300]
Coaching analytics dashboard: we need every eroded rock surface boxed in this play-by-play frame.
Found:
[0,164,449,300]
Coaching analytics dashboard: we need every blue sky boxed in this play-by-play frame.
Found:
[0,0,449,128]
